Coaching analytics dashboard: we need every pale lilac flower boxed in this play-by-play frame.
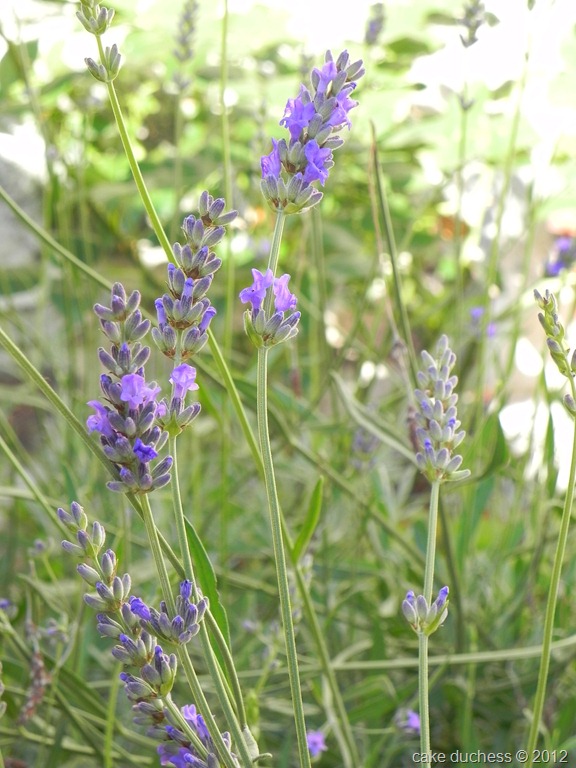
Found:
[170,363,199,399]
[261,138,282,177]
[396,708,420,734]
[239,268,275,312]
[120,374,161,409]
[273,274,298,312]
[307,729,328,757]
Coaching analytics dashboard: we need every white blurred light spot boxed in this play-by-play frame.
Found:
[138,240,167,268]
[515,337,543,377]
[366,277,386,302]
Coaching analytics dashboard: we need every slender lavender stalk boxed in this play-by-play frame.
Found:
[240,49,364,768]
[152,195,265,763]
[526,290,576,765]
[403,335,469,757]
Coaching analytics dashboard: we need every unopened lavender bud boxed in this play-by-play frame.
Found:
[415,594,428,622]
[402,591,418,626]
[547,338,563,356]
[445,455,464,474]
[76,4,115,35]
[77,563,100,586]
[111,574,131,602]
[92,521,106,553]
[84,58,109,83]
[104,43,121,80]
[84,593,109,611]
[97,613,123,638]
[121,672,157,702]
[58,502,87,532]
[61,539,85,557]
[101,549,118,581]
[564,393,576,416]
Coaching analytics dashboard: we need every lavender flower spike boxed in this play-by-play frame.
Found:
[413,335,470,483]
[260,49,364,214]
[89,282,172,494]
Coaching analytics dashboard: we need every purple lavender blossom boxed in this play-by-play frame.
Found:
[261,138,282,178]
[132,438,158,463]
[239,268,274,312]
[396,708,420,734]
[120,374,161,409]
[170,364,199,399]
[86,400,114,437]
[272,274,297,312]
[303,140,332,186]
[280,88,317,141]
[307,729,328,757]
[470,306,496,338]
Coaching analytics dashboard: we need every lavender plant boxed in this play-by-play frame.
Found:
[404,335,469,758]
[525,290,576,765]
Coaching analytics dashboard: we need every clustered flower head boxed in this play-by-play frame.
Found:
[364,2,386,46]
[172,0,199,91]
[413,335,470,484]
[239,268,300,348]
[534,289,576,418]
[87,283,171,494]
[261,49,364,214]
[459,0,486,48]
[402,586,449,636]
[153,191,236,434]
[58,503,237,768]
[129,580,208,646]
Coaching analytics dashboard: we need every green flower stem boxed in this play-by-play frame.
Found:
[139,495,247,768]
[169,436,253,762]
[291,556,359,768]
[526,400,576,764]
[419,479,441,758]
[419,632,431,756]
[265,210,286,279]
[257,346,311,768]
[95,36,172,261]
[424,480,441,604]
[207,329,262,471]
[140,495,176,614]
[104,662,122,768]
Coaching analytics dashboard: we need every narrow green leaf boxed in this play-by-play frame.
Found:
[291,476,324,563]
[184,516,230,650]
